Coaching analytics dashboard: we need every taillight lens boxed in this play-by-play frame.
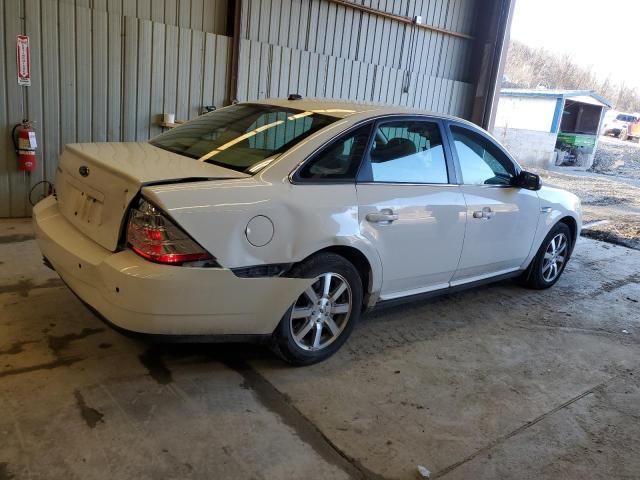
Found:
[127,199,213,265]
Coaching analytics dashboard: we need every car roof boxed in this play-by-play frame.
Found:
[249,97,468,123]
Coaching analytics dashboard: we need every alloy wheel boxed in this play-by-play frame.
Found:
[542,233,568,283]
[289,272,352,351]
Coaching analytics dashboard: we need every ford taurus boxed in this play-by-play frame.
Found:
[34,99,582,365]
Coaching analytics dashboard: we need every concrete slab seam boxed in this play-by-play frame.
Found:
[225,360,389,480]
[432,370,634,478]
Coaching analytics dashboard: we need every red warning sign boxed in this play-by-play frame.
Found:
[17,35,31,86]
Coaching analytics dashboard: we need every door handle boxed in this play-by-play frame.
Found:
[473,207,494,220]
[366,209,399,224]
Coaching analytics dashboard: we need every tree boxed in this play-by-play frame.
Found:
[504,41,640,112]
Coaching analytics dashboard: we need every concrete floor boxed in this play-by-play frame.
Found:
[1,218,639,480]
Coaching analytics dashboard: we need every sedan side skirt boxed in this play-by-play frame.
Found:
[373,270,523,311]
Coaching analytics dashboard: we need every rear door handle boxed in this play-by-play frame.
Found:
[473,207,494,220]
[366,209,399,224]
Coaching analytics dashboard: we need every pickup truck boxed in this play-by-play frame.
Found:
[620,117,640,142]
[603,111,639,139]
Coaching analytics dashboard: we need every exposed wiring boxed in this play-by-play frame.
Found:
[11,124,20,152]
[402,17,420,93]
[28,180,54,207]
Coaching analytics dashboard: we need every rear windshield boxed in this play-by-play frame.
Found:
[149,104,336,173]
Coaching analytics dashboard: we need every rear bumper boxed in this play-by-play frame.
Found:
[33,196,311,336]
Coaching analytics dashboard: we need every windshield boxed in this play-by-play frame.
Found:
[149,104,336,173]
[616,114,637,123]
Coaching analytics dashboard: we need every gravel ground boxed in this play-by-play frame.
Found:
[591,135,640,181]
[533,140,640,250]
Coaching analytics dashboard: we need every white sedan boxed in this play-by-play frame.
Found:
[34,99,581,365]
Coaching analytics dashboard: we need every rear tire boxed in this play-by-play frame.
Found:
[520,223,572,290]
[271,253,363,366]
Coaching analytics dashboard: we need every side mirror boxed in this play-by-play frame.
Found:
[512,171,542,191]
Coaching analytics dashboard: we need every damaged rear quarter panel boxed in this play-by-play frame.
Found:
[142,175,382,292]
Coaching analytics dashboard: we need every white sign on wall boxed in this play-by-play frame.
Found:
[17,35,31,86]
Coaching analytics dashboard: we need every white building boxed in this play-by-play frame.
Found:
[493,89,612,169]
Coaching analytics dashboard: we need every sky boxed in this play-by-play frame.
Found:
[510,0,640,89]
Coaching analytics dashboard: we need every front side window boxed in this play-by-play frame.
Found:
[365,120,448,183]
[149,104,336,173]
[298,125,372,181]
[450,125,516,185]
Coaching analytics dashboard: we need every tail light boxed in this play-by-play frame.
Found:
[127,198,215,266]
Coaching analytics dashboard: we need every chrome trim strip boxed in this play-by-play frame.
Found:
[460,184,514,188]
[356,182,459,187]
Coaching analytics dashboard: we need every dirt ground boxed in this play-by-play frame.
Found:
[531,136,640,250]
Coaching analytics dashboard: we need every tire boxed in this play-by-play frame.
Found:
[620,128,629,141]
[271,253,363,366]
[519,222,572,290]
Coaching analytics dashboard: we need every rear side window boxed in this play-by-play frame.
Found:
[366,120,448,184]
[297,125,372,181]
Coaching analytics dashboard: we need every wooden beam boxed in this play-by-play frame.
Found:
[325,0,474,41]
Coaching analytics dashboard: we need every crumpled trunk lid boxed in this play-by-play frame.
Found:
[55,142,248,251]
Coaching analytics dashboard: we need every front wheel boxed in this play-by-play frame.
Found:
[520,223,572,289]
[271,253,363,365]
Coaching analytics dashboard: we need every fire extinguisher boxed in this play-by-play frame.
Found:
[12,120,37,172]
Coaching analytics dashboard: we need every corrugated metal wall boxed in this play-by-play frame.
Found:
[0,0,231,217]
[1,0,505,217]
[58,0,229,34]
[236,0,476,117]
